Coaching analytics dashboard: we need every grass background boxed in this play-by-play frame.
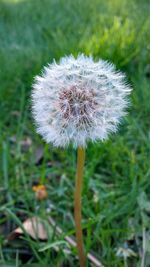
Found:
[0,0,150,266]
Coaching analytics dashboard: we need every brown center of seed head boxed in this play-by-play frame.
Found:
[59,86,97,128]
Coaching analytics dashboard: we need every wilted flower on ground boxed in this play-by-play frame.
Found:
[32,184,48,200]
[31,54,131,147]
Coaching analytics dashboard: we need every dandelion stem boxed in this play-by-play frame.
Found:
[74,147,86,267]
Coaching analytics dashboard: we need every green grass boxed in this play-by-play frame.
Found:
[0,0,150,266]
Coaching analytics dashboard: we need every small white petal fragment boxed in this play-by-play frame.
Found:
[31,54,132,147]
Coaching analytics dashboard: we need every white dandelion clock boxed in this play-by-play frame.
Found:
[31,54,131,148]
[31,54,132,267]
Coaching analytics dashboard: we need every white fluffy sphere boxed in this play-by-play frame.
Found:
[31,54,131,147]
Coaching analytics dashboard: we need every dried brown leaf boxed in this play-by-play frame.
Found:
[8,217,48,241]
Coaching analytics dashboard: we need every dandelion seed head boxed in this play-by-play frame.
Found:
[31,54,132,147]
